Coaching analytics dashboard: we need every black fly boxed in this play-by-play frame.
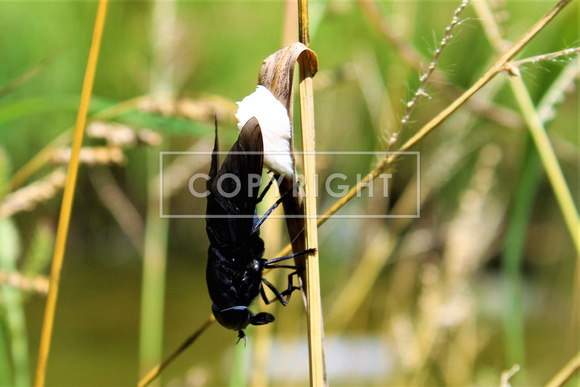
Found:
[205,117,313,344]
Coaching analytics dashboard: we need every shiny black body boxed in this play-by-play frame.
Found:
[205,118,308,343]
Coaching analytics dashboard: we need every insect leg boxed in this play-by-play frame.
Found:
[259,285,270,304]
[256,174,275,203]
[261,277,291,306]
[264,248,316,267]
[264,264,296,269]
[252,182,300,234]
[261,270,304,306]
[278,270,302,300]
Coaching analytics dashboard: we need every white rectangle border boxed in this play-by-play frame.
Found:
[159,151,420,219]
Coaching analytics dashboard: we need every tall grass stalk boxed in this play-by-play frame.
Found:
[474,2,579,379]
[34,1,109,385]
[139,157,169,383]
[474,0,579,254]
[508,75,580,254]
[501,140,542,376]
[498,57,580,379]
[229,335,250,387]
[138,0,176,382]
[0,317,10,386]
[298,0,326,385]
[0,218,29,386]
[545,351,580,387]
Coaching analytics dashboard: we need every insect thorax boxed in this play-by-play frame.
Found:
[206,236,265,308]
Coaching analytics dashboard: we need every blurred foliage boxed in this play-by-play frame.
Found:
[0,0,578,386]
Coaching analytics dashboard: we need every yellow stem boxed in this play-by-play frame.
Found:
[544,351,580,387]
[33,1,109,386]
[298,0,326,385]
[137,316,215,387]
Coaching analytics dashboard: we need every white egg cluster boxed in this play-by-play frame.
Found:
[235,85,294,178]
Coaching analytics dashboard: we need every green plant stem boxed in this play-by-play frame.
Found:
[229,331,250,387]
[137,316,215,387]
[138,0,176,382]
[139,151,169,384]
[508,75,580,254]
[0,218,29,387]
[0,317,11,386]
[502,138,543,378]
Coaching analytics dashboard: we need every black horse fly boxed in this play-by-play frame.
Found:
[205,117,313,344]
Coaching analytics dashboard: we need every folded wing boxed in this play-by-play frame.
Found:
[206,117,264,249]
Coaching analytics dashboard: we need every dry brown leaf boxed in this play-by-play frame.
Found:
[256,43,319,293]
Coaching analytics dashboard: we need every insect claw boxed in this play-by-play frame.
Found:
[236,330,247,347]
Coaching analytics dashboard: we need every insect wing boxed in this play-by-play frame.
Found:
[206,117,264,248]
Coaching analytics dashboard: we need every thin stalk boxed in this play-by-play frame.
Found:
[139,0,176,381]
[390,0,469,150]
[501,139,542,378]
[474,0,579,376]
[0,43,68,99]
[298,1,326,386]
[507,75,580,356]
[474,0,579,254]
[137,316,215,387]
[0,317,10,386]
[357,0,523,130]
[139,154,169,383]
[544,351,580,387]
[229,333,250,387]
[0,218,29,387]
[34,1,108,386]
[399,0,571,154]
[272,0,573,261]
[507,74,580,254]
